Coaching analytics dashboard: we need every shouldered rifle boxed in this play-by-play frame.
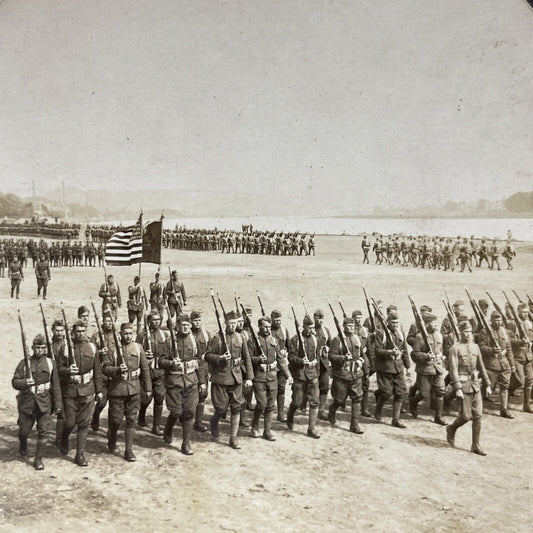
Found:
[503,290,527,341]
[107,305,127,370]
[338,299,347,319]
[234,292,239,314]
[143,305,153,356]
[216,293,227,317]
[464,287,483,330]
[371,297,398,350]
[39,302,54,362]
[362,284,376,334]
[512,289,524,304]
[291,306,309,362]
[18,310,33,380]
[240,303,265,360]
[408,295,433,356]
[90,299,105,350]
[444,290,453,313]
[165,304,180,362]
[142,288,149,311]
[442,299,460,340]
[210,289,229,354]
[485,290,508,328]
[328,301,351,357]
[104,265,109,294]
[301,296,309,317]
[526,291,533,308]
[61,303,75,366]
[256,290,266,317]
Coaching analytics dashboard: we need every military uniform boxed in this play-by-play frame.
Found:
[90,326,114,432]
[271,315,290,421]
[508,316,533,411]
[127,282,144,330]
[35,258,51,299]
[166,274,187,318]
[191,320,211,432]
[149,277,166,316]
[8,258,24,298]
[99,280,122,320]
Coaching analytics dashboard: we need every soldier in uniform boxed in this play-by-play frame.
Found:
[249,317,291,440]
[352,310,372,416]
[166,270,187,318]
[136,310,168,435]
[313,309,331,420]
[489,239,501,271]
[446,321,491,455]
[159,314,206,455]
[408,314,446,425]
[286,315,321,438]
[270,310,290,422]
[127,275,144,331]
[12,334,62,470]
[374,311,410,428]
[328,316,367,434]
[8,254,24,299]
[205,310,254,449]
[361,236,370,264]
[477,311,515,418]
[102,322,152,461]
[57,320,103,466]
[190,310,211,432]
[35,253,51,299]
[149,271,166,317]
[99,274,122,321]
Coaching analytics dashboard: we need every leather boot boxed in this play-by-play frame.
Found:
[19,436,28,457]
[276,393,286,422]
[163,413,178,444]
[262,410,275,441]
[391,399,406,429]
[286,404,296,430]
[499,390,514,419]
[361,390,371,417]
[59,428,70,455]
[434,398,446,426]
[318,392,329,421]
[181,420,194,456]
[524,387,533,413]
[210,412,220,439]
[152,404,163,436]
[409,393,420,418]
[74,428,89,466]
[194,402,208,432]
[250,409,262,438]
[328,400,339,426]
[239,404,250,428]
[471,419,486,456]
[446,417,465,447]
[229,412,241,449]
[107,424,118,452]
[374,392,385,422]
[307,407,320,439]
[33,439,45,470]
[56,415,64,447]
[137,404,148,427]
[245,389,255,411]
[124,427,136,461]
[90,406,101,432]
[350,401,364,434]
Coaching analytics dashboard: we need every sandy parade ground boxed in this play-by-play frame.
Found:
[0,234,532,533]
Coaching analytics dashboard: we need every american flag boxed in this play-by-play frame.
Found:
[104,215,143,266]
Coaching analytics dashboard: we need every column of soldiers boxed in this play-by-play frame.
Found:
[0,220,80,239]
[362,235,517,271]
[163,228,316,256]
[12,284,533,470]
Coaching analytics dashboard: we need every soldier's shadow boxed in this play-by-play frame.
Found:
[387,431,450,449]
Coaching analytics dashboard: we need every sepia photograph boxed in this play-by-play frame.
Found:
[0,1,532,531]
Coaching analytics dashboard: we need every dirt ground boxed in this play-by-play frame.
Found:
[0,235,532,533]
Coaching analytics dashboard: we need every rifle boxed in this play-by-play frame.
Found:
[371,297,398,350]
[503,290,528,341]
[90,299,105,350]
[104,265,109,293]
[301,296,309,317]
[108,305,127,371]
[338,299,347,319]
[442,299,460,340]
[291,306,309,361]
[256,290,266,316]
[444,290,453,314]
[512,289,523,304]
[217,293,227,317]
[234,292,239,314]
[362,284,376,334]
[464,287,483,330]
[39,302,54,362]
[210,288,229,354]
[485,290,508,328]
[240,303,265,360]
[61,303,75,366]
[408,295,433,355]
[142,288,149,312]
[18,310,33,380]
[328,301,361,372]
[165,304,179,362]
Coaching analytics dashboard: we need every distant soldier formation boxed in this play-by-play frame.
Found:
[163,225,316,256]
[0,220,80,240]
[12,274,533,469]
[361,234,517,271]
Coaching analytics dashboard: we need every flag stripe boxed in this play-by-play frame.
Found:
[104,220,143,266]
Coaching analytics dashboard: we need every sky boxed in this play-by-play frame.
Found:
[0,0,532,212]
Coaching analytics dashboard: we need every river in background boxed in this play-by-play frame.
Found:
[101,216,533,242]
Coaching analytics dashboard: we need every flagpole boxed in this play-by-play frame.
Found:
[159,211,164,274]
[138,209,143,278]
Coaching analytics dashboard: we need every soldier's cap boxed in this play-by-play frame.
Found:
[120,322,134,331]
[423,313,438,323]
[73,319,86,329]
[420,305,432,313]
[225,310,239,321]
[107,274,114,279]
[102,310,113,319]
[490,311,502,319]
[458,321,472,332]
[453,300,465,307]
[478,299,489,308]
[171,270,177,275]
[32,334,46,347]
[52,319,65,328]
[271,309,282,319]
[313,309,324,318]
[375,299,383,306]
[343,316,355,326]
[387,310,399,321]
[155,272,160,278]
[258,316,271,326]
[134,275,140,283]
[386,305,397,314]
[517,303,527,312]
[244,305,253,314]
[456,314,468,323]
[148,310,160,319]
[77,305,89,317]
[303,315,314,326]
[177,313,191,324]
[190,310,202,320]
[352,310,363,318]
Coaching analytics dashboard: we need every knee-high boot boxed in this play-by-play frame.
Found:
[163,413,179,444]
[194,402,208,432]
[307,407,320,439]
[152,403,163,436]
[446,416,466,447]
[350,401,364,434]
[318,392,328,420]
[434,398,446,425]
[499,389,514,418]
[361,390,371,417]
[250,408,262,438]
[229,411,241,449]
[391,399,406,428]
[374,392,385,421]
[328,400,339,426]
[181,419,194,456]
[124,426,136,461]
[471,419,486,455]
[276,392,286,422]
[33,438,46,470]
[75,427,89,466]
[263,410,275,441]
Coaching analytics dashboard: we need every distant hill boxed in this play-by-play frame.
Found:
[0,193,33,218]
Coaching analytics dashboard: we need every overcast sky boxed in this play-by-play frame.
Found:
[1,0,532,211]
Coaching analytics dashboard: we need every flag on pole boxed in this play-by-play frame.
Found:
[104,214,143,266]
[142,216,163,264]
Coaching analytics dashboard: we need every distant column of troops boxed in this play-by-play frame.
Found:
[0,221,81,240]
[12,278,533,470]
[361,235,517,271]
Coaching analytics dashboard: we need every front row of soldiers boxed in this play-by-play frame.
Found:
[12,294,533,469]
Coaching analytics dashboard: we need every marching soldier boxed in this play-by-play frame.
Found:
[352,310,372,417]
[35,253,51,299]
[270,310,290,422]
[328,316,367,434]
[446,321,491,455]
[205,310,254,449]
[313,309,331,420]
[127,275,144,331]
[361,236,370,264]
[102,322,152,461]
[149,271,166,317]
[57,320,103,467]
[190,310,211,432]
[12,334,63,470]
[166,270,187,318]
[99,274,122,321]
[8,254,24,299]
